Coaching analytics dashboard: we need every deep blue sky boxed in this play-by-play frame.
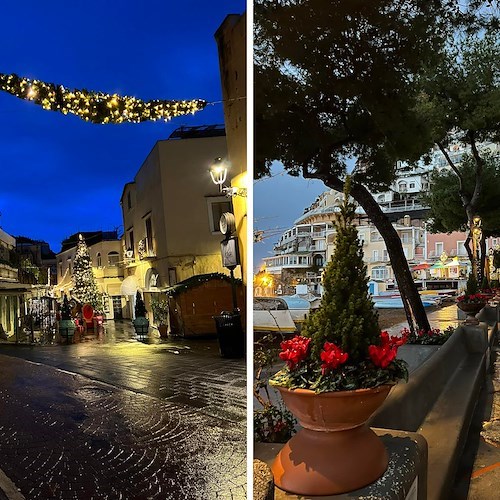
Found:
[0,0,245,253]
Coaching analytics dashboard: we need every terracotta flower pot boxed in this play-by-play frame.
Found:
[272,385,392,496]
[456,301,486,325]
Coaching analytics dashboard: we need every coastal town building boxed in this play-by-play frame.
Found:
[258,140,500,297]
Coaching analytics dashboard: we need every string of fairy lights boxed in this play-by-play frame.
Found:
[0,71,208,124]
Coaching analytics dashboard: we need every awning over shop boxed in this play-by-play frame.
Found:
[120,275,139,296]
[412,262,430,271]
[430,261,446,269]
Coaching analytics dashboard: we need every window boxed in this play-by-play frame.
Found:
[313,255,324,267]
[435,242,444,256]
[383,250,389,261]
[127,191,132,210]
[372,250,379,262]
[457,241,466,256]
[145,216,153,254]
[401,233,410,244]
[399,182,407,192]
[409,182,415,189]
[377,194,385,202]
[168,268,177,286]
[127,229,134,258]
[207,197,232,233]
[372,266,387,280]
[96,253,102,267]
[59,261,63,277]
[67,258,72,274]
[108,251,119,266]
[370,231,383,242]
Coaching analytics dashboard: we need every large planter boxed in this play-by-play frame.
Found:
[457,301,486,325]
[133,316,150,336]
[58,319,75,343]
[272,384,392,496]
[158,324,168,338]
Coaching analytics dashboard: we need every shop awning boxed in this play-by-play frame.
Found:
[120,275,139,296]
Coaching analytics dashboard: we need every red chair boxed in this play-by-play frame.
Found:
[82,304,94,332]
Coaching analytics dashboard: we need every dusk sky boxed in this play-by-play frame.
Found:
[0,0,245,253]
[254,163,326,272]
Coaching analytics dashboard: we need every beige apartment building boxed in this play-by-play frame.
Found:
[55,231,124,319]
[120,126,233,318]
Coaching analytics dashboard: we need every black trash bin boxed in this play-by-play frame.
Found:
[214,310,245,358]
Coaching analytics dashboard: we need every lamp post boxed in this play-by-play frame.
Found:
[209,157,247,198]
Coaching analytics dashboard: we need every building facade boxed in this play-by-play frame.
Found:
[120,126,233,319]
[55,231,124,319]
[0,228,31,336]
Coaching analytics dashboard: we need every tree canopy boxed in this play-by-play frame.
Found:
[255,0,461,187]
[424,153,500,235]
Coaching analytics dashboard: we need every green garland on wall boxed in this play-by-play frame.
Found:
[0,72,207,124]
[166,272,243,296]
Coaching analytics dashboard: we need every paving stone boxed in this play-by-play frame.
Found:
[0,321,246,499]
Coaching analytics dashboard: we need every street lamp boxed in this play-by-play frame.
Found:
[209,157,247,197]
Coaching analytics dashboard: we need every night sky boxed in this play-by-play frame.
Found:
[0,0,245,253]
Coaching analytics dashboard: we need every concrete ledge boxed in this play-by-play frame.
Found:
[0,469,24,500]
[370,322,491,500]
[255,430,427,499]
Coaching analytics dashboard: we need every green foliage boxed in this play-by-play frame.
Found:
[466,273,479,296]
[135,291,147,318]
[424,153,500,235]
[405,326,455,345]
[254,403,296,443]
[417,33,500,147]
[255,0,459,183]
[60,295,72,320]
[270,359,408,393]
[302,179,380,363]
[150,297,169,326]
[254,334,297,443]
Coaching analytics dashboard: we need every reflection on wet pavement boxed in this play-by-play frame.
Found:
[0,320,246,499]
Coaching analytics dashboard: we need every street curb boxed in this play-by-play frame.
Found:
[0,469,24,500]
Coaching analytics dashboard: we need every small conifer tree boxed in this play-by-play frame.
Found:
[303,178,380,364]
[465,272,479,297]
[135,290,147,318]
[60,294,72,320]
[72,234,103,311]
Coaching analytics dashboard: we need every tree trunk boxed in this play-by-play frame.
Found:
[317,174,431,333]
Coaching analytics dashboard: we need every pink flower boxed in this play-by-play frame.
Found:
[279,335,311,370]
[320,342,348,374]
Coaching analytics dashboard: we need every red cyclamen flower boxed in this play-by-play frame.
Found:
[368,344,397,369]
[320,342,348,374]
[279,335,311,370]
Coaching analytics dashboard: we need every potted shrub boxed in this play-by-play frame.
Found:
[151,297,169,338]
[268,180,408,496]
[456,273,488,324]
[58,294,75,342]
[401,325,455,345]
[254,333,297,444]
[133,290,149,336]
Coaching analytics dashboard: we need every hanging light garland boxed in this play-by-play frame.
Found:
[0,72,207,124]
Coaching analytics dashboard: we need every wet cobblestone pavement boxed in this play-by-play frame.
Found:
[0,321,246,499]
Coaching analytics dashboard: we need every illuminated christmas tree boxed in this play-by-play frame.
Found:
[72,234,103,311]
